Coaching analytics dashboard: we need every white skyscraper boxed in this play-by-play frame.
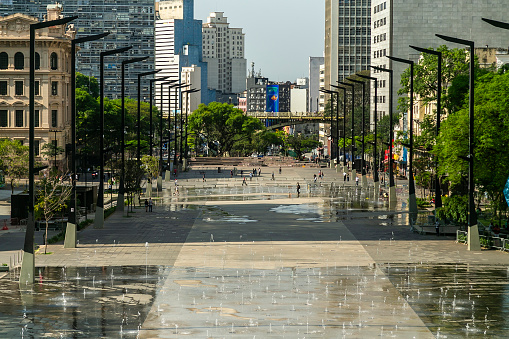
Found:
[202,12,246,94]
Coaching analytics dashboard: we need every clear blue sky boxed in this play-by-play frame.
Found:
[194,0,325,82]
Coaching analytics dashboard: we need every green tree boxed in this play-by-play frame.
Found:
[124,159,144,212]
[141,155,159,183]
[76,72,99,98]
[188,102,263,156]
[436,71,509,223]
[0,139,29,193]
[35,172,72,253]
[284,134,321,160]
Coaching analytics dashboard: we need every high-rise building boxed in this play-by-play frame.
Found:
[309,56,324,112]
[0,5,75,166]
[155,0,212,116]
[1,0,155,100]
[371,0,508,125]
[325,0,371,92]
[202,12,246,96]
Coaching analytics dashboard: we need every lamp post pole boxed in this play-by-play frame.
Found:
[172,83,187,171]
[21,15,77,288]
[387,55,417,220]
[409,46,442,209]
[371,65,396,207]
[64,32,108,249]
[357,74,379,197]
[137,69,161,162]
[149,76,169,157]
[118,56,149,213]
[159,81,177,182]
[348,78,368,188]
[331,84,347,172]
[181,88,200,165]
[320,89,337,163]
[339,81,355,180]
[95,46,132,229]
[436,33,479,251]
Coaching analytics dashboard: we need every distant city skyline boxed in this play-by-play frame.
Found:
[194,0,325,82]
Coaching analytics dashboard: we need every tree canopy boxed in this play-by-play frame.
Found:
[188,102,263,156]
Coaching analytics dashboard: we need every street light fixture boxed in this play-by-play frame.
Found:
[64,32,109,249]
[436,33,479,250]
[319,88,338,162]
[95,45,132,230]
[339,81,355,179]
[137,69,161,162]
[171,83,187,170]
[409,46,443,209]
[387,55,418,221]
[149,76,170,157]
[331,84,347,171]
[21,14,77,288]
[181,88,200,164]
[357,74,380,197]
[159,80,177,182]
[370,65,397,207]
[348,77,369,187]
[117,55,149,213]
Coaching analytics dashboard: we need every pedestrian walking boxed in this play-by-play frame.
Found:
[144,199,148,212]
[343,172,347,181]
[175,178,178,186]
[249,172,253,181]
[203,173,206,182]
[148,198,153,212]
[296,182,301,198]
[279,166,282,174]
[240,169,243,176]
[230,170,233,178]
[355,176,359,186]
[271,172,275,180]
[435,220,440,236]
[314,174,317,183]
[258,168,261,176]
[254,168,257,176]
[242,177,247,186]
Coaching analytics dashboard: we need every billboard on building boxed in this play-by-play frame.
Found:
[266,85,279,112]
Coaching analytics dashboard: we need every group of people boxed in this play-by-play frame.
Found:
[144,198,153,212]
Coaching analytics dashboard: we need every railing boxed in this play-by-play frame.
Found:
[245,111,328,119]
[456,230,509,251]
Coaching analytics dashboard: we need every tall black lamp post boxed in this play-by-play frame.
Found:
[158,80,177,183]
[409,46,442,209]
[387,55,418,220]
[95,45,132,229]
[370,65,397,207]
[357,74,379,197]
[149,76,170,157]
[137,69,161,162]
[64,32,109,249]
[339,81,355,178]
[181,88,200,164]
[117,56,149,213]
[436,33,479,251]
[21,14,77,288]
[348,78,368,187]
[320,88,338,162]
[172,83,187,170]
[331,84,347,171]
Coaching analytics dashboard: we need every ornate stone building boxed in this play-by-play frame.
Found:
[0,4,75,167]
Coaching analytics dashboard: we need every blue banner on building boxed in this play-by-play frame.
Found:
[504,176,509,207]
[266,85,279,113]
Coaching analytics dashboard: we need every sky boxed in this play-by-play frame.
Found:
[194,0,325,82]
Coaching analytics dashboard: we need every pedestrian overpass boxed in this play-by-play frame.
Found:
[245,111,337,130]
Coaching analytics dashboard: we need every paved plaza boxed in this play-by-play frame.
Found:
[1,164,509,337]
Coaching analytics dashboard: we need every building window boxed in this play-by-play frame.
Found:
[34,81,40,96]
[15,110,23,127]
[15,81,23,96]
[34,109,40,127]
[0,52,7,69]
[35,52,40,70]
[50,52,58,70]
[51,109,57,127]
[14,52,24,70]
[34,140,40,156]
[0,110,7,127]
[51,81,58,95]
[0,81,7,95]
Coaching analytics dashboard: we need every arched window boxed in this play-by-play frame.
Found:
[50,52,58,70]
[35,52,40,70]
[14,52,24,70]
[0,52,7,69]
